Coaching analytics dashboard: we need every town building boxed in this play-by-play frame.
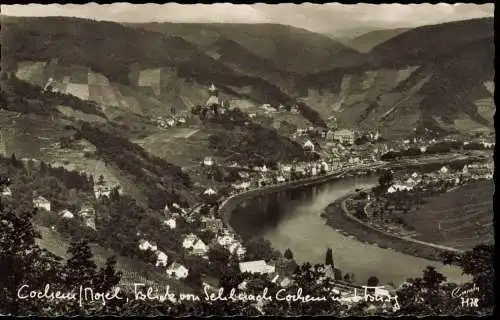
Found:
[33,196,51,212]
[182,233,200,249]
[303,140,315,152]
[191,239,209,256]
[166,262,189,279]
[1,186,12,197]
[163,218,177,229]
[239,260,276,274]
[59,209,74,219]
[138,239,158,252]
[155,251,168,267]
[206,84,220,108]
[203,188,217,196]
[334,129,355,145]
[203,156,214,167]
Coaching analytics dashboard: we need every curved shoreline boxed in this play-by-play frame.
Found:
[219,154,483,258]
[326,190,463,261]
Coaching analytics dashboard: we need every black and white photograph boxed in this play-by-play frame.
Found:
[0,3,495,317]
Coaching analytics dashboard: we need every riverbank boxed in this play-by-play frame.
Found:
[321,189,463,262]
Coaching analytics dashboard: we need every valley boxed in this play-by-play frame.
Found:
[0,8,495,317]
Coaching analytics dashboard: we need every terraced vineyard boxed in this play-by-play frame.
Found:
[406,180,494,250]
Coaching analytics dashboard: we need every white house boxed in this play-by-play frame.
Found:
[236,246,246,259]
[303,140,315,151]
[238,171,250,179]
[217,234,235,247]
[166,262,189,279]
[138,239,158,252]
[59,209,74,219]
[276,176,286,183]
[203,157,214,166]
[163,218,177,230]
[239,260,276,274]
[280,277,292,288]
[155,251,169,267]
[462,165,469,174]
[203,188,217,196]
[94,186,112,199]
[192,239,209,256]
[166,119,176,127]
[334,129,355,145]
[440,166,450,174]
[182,233,199,249]
[321,161,329,172]
[33,196,51,212]
[1,186,12,197]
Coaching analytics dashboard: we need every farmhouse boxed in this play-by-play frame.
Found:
[334,129,355,145]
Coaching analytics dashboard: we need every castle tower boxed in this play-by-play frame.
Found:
[206,83,220,107]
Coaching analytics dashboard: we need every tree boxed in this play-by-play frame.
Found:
[334,268,342,280]
[96,256,122,293]
[64,239,98,288]
[343,273,351,282]
[379,170,393,188]
[109,186,120,202]
[207,244,230,276]
[97,175,105,188]
[284,248,294,260]
[367,276,379,287]
[244,238,281,262]
[325,248,334,267]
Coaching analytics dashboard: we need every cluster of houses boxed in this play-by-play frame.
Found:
[292,127,358,146]
[386,161,494,194]
[137,237,190,279]
[389,135,495,155]
[151,115,187,129]
[93,184,122,199]
[31,195,96,230]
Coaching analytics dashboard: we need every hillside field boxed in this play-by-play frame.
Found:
[406,180,494,250]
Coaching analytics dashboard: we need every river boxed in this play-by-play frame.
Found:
[240,174,470,286]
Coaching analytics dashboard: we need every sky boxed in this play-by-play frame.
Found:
[1,3,494,36]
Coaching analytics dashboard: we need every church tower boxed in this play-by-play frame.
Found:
[206,83,220,107]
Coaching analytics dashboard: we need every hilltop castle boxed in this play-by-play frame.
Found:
[206,83,219,108]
